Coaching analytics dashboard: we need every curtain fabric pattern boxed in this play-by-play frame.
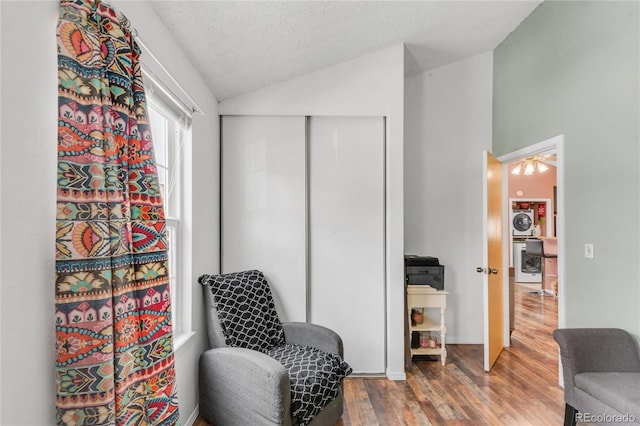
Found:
[55,0,179,424]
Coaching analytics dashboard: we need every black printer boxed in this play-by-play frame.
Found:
[404,255,445,290]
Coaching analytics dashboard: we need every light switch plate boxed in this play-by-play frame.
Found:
[584,243,594,259]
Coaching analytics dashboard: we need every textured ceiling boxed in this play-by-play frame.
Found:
[151,1,541,101]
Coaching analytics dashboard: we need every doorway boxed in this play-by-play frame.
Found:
[497,134,566,345]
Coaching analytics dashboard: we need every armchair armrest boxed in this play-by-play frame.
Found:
[282,322,344,357]
[199,347,292,426]
[552,328,640,406]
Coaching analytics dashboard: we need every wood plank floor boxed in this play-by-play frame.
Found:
[196,284,562,425]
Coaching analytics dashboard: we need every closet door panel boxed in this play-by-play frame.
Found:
[309,116,385,373]
[221,116,306,322]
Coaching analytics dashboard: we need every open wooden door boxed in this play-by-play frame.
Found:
[480,151,504,371]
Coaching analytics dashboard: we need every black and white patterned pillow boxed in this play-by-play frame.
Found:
[199,270,285,352]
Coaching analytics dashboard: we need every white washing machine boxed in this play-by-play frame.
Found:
[513,242,542,283]
[511,209,534,236]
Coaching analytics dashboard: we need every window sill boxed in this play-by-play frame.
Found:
[174,330,196,354]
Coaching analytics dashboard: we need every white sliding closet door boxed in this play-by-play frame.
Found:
[221,116,306,322]
[308,116,385,373]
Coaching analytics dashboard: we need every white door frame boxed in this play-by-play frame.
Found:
[497,134,566,345]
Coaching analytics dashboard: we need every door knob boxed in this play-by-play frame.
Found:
[476,267,486,274]
[489,268,499,275]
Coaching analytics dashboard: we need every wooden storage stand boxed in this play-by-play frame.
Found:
[406,285,448,367]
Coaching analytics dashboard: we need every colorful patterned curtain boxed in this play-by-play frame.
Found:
[55,0,180,424]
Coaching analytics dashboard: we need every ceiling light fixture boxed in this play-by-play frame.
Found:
[511,156,551,176]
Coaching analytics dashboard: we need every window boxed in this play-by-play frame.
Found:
[146,80,192,347]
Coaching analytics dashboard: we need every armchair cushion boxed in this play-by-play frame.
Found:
[265,343,352,425]
[200,270,285,352]
[574,372,640,420]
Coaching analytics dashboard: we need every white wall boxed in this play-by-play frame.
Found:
[404,52,494,343]
[220,45,406,379]
[493,1,640,338]
[1,2,58,423]
[0,1,220,424]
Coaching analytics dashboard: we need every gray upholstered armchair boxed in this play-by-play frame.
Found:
[198,270,350,426]
[553,328,640,426]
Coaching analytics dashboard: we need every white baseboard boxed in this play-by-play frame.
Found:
[184,404,199,426]
[445,336,483,344]
[386,369,406,381]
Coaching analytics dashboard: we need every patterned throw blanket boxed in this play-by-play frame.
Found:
[199,270,352,425]
[267,344,351,425]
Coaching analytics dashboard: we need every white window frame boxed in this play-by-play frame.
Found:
[145,72,194,350]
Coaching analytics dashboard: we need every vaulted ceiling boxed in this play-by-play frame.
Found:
[151,1,542,101]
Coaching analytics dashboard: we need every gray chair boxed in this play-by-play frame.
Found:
[198,271,348,426]
[553,328,640,426]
